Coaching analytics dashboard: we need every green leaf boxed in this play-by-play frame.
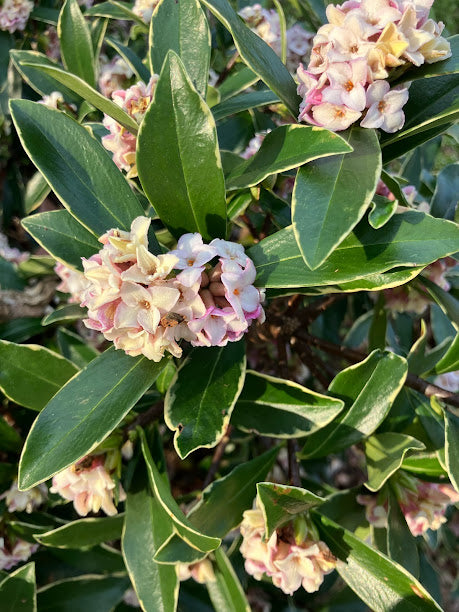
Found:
[433,332,459,374]
[37,575,129,612]
[381,121,455,164]
[0,340,78,412]
[387,488,419,578]
[0,258,26,291]
[35,515,124,549]
[430,163,458,220]
[10,50,81,102]
[29,6,59,24]
[444,409,459,492]
[18,348,168,489]
[165,343,246,459]
[155,534,207,565]
[364,433,425,492]
[257,483,325,538]
[225,125,352,191]
[199,0,300,116]
[206,548,250,612]
[314,513,442,612]
[212,90,280,122]
[106,37,150,82]
[301,351,408,459]
[139,429,221,553]
[0,318,43,343]
[24,171,51,215]
[150,0,210,97]
[401,452,448,478]
[0,562,36,612]
[380,170,410,208]
[217,65,258,101]
[10,100,144,237]
[85,0,147,27]
[57,328,99,368]
[16,62,138,133]
[187,445,279,538]
[0,416,22,452]
[58,0,95,87]
[420,276,459,330]
[248,212,459,288]
[137,51,226,240]
[231,370,344,438]
[368,195,398,229]
[292,127,381,270]
[22,210,100,270]
[122,462,179,612]
[42,304,87,327]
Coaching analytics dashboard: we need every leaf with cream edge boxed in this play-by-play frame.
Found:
[212,90,280,121]
[207,548,251,612]
[137,51,227,241]
[0,341,79,412]
[444,410,459,492]
[257,483,325,538]
[9,100,145,237]
[165,342,246,459]
[0,562,36,612]
[292,127,381,270]
[18,348,169,490]
[149,0,210,97]
[139,428,221,553]
[58,0,96,87]
[364,433,426,492]
[35,515,124,549]
[231,371,344,438]
[248,212,459,288]
[225,125,353,190]
[300,351,408,459]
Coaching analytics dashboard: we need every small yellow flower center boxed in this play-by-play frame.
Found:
[233,288,240,296]
[344,80,354,92]
[187,258,195,267]
[378,100,387,113]
[335,109,346,118]
[140,300,150,309]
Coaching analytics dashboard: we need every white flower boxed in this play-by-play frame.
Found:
[0,537,38,570]
[169,233,217,287]
[361,81,409,132]
[1,479,47,514]
[0,0,33,33]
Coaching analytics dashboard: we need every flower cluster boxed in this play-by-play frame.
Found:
[133,0,159,23]
[55,262,90,303]
[0,536,38,571]
[239,4,313,73]
[0,0,33,33]
[297,0,451,132]
[50,455,126,517]
[102,77,158,178]
[358,474,459,536]
[99,55,134,99]
[240,499,336,595]
[1,480,47,514]
[80,216,264,362]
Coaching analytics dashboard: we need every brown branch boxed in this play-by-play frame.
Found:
[301,294,346,325]
[202,425,233,488]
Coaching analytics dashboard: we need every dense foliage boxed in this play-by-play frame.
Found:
[0,0,458,610]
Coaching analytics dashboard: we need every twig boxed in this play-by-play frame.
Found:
[287,439,301,487]
[202,425,233,488]
[301,294,346,325]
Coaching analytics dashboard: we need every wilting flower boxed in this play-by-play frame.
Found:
[177,559,216,584]
[1,479,47,514]
[240,498,336,595]
[0,537,38,570]
[50,455,126,517]
[99,55,134,98]
[0,0,33,33]
[132,0,159,22]
[55,262,90,303]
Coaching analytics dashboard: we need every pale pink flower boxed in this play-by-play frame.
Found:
[169,233,217,287]
[177,559,216,584]
[38,91,64,109]
[322,59,368,111]
[325,16,375,63]
[188,307,248,347]
[0,232,28,263]
[357,494,389,527]
[418,19,451,63]
[0,537,38,570]
[55,262,90,303]
[132,0,159,22]
[50,456,126,517]
[1,480,47,514]
[240,132,269,160]
[44,26,60,61]
[347,0,402,29]
[398,6,437,65]
[311,102,362,131]
[99,55,134,99]
[435,371,459,393]
[210,238,247,267]
[361,81,409,132]
[221,258,263,321]
[0,0,33,33]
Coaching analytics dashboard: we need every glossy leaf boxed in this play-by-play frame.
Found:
[292,127,381,270]
[165,342,246,458]
[0,340,78,412]
[35,515,124,549]
[149,0,210,96]
[18,348,168,489]
[368,195,398,229]
[199,0,300,116]
[421,276,459,330]
[137,51,226,240]
[248,212,459,288]
[314,513,442,612]
[0,259,26,291]
[37,575,129,612]
[58,0,95,87]
[42,304,87,327]
[155,534,208,565]
[57,328,99,368]
[444,409,459,492]
[231,371,344,438]
[24,171,51,214]
[106,36,150,82]
[226,125,352,190]
[433,333,459,374]
[217,65,258,101]
[212,90,280,121]
[10,100,144,236]
[364,433,425,492]
[430,163,458,220]
[301,351,408,459]
[85,0,147,26]
[257,483,325,537]
[122,463,178,612]
[387,489,419,578]
[401,452,448,478]
[187,445,280,538]
[22,210,100,270]
[0,318,43,343]
[0,416,22,453]
[206,548,250,612]
[0,562,36,612]
[139,429,221,553]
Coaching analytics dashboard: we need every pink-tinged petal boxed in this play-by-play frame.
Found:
[176,267,205,287]
[120,281,151,307]
[240,285,261,313]
[114,302,140,328]
[365,80,390,106]
[148,285,180,312]
[360,105,385,128]
[312,103,361,131]
[137,306,161,334]
[382,109,405,133]
[342,83,366,111]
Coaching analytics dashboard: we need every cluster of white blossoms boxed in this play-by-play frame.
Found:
[50,455,126,517]
[132,0,159,23]
[358,474,459,536]
[297,0,451,132]
[102,76,158,178]
[99,55,134,99]
[240,499,336,596]
[55,262,90,303]
[239,4,314,73]
[0,536,38,571]
[80,216,264,362]
[1,479,47,514]
[0,0,33,33]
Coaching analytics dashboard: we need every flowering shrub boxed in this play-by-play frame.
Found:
[0,0,457,609]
